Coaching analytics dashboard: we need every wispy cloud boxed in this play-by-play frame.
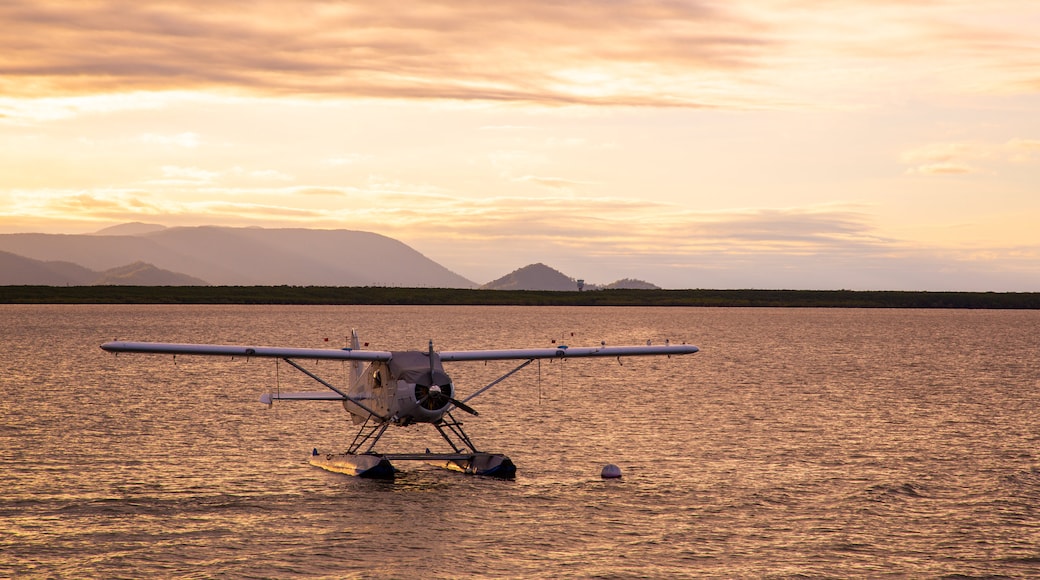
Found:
[0,1,761,106]
[0,91,179,124]
[901,138,1040,175]
[2,1,1035,109]
[136,132,200,148]
[230,167,294,182]
[154,165,220,185]
[515,175,590,191]
[146,165,293,186]
[322,154,373,167]
[1007,138,1040,162]
[2,184,873,250]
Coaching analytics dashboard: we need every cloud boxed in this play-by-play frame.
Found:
[515,175,589,191]
[1007,138,1040,162]
[156,165,220,184]
[137,132,200,148]
[0,1,761,106]
[402,197,1039,290]
[0,188,168,229]
[322,154,373,166]
[906,162,978,176]
[0,91,177,124]
[2,184,875,251]
[146,165,294,186]
[3,1,1035,108]
[480,125,539,131]
[231,167,294,182]
[901,138,1040,175]
[319,190,889,259]
[295,187,349,197]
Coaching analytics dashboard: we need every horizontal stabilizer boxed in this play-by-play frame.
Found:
[259,391,351,404]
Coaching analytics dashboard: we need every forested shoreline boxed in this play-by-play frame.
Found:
[2,286,1038,308]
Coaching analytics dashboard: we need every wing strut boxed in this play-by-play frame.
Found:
[459,358,535,405]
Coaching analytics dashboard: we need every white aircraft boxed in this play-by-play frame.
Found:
[101,331,699,479]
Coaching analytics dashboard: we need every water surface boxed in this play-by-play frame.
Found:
[2,305,1038,578]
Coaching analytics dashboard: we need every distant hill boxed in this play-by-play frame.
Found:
[0,251,96,285]
[601,278,661,290]
[481,263,661,291]
[0,225,476,287]
[94,261,209,285]
[481,263,585,291]
[92,222,168,236]
[0,251,207,285]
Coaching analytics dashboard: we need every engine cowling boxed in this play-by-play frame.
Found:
[385,349,456,423]
[392,377,455,423]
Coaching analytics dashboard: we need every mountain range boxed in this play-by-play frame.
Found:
[0,224,474,287]
[0,251,208,285]
[0,224,659,289]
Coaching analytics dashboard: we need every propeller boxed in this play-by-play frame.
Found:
[414,382,479,415]
[414,339,479,415]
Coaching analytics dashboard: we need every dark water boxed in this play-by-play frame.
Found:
[2,305,1039,578]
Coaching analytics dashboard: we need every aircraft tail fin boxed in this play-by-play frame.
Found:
[350,328,363,383]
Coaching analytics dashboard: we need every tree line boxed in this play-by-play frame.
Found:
[2,286,1039,308]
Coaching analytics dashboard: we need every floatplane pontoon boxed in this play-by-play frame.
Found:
[102,331,698,479]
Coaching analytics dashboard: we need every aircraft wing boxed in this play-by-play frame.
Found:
[101,341,698,362]
[101,341,393,361]
[439,343,698,361]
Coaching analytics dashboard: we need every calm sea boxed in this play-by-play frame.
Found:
[1,305,1038,578]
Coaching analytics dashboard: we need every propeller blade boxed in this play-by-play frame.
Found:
[449,397,479,416]
[428,339,435,383]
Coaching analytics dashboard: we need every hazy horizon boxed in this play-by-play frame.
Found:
[2,2,1038,291]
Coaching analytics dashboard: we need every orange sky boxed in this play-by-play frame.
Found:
[2,1,1038,289]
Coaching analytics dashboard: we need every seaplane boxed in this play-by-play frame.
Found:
[101,331,699,479]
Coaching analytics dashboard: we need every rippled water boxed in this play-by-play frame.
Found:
[2,305,1039,578]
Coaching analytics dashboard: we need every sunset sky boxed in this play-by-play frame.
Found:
[2,1,1038,289]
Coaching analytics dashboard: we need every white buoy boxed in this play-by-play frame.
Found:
[601,464,622,479]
